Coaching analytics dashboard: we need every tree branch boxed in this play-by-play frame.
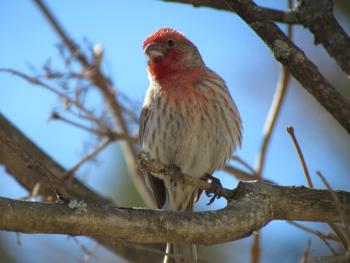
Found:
[225,0,350,134]
[296,0,350,75]
[164,0,350,75]
[0,114,163,262]
[1,181,349,245]
[163,0,350,134]
[162,0,299,24]
[32,0,156,208]
[0,113,111,204]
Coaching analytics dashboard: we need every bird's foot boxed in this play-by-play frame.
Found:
[205,174,223,205]
[167,164,183,190]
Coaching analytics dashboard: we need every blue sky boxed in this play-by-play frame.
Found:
[0,1,349,263]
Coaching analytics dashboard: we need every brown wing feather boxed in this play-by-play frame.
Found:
[139,105,166,209]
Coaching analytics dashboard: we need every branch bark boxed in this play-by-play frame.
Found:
[0,113,162,262]
[164,0,350,75]
[1,182,349,245]
[162,0,299,24]
[226,0,350,133]
[0,113,111,204]
[163,0,350,134]
[296,0,350,75]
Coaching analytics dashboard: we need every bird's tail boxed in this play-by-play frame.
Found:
[163,243,197,263]
[162,180,199,263]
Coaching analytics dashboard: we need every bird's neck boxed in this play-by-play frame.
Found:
[147,58,182,80]
[149,66,206,101]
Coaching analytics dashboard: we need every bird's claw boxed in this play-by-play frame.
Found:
[167,164,183,190]
[205,175,223,205]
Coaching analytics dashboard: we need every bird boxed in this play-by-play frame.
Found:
[140,28,242,263]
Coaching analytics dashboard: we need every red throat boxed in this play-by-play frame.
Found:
[148,49,183,80]
[150,66,205,102]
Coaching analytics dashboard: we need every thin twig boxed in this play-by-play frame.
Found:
[251,1,293,261]
[223,164,257,181]
[51,112,138,144]
[328,222,349,251]
[33,0,90,67]
[287,127,313,188]
[299,240,311,263]
[0,68,109,131]
[318,239,338,257]
[32,0,155,208]
[317,172,350,248]
[60,139,111,179]
[287,128,348,252]
[231,156,256,175]
[288,221,338,241]
[311,254,350,263]
[51,112,106,135]
[251,231,261,263]
[255,42,292,177]
[71,237,99,263]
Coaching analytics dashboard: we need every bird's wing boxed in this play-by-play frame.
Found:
[139,106,150,144]
[139,94,166,209]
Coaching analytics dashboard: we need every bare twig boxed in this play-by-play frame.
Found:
[287,128,348,253]
[328,222,349,251]
[71,237,99,263]
[255,3,293,177]
[223,164,257,181]
[299,240,311,263]
[50,112,105,135]
[252,2,293,261]
[251,231,261,263]
[231,156,256,176]
[287,127,313,188]
[60,139,112,179]
[317,172,350,247]
[288,221,338,241]
[311,254,350,263]
[32,0,155,207]
[0,68,109,131]
[255,62,291,176]
[51,112,138,144]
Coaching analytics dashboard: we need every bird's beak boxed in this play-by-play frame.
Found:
[144,43,164,60]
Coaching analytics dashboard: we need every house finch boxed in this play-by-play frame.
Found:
[140,28,242,263]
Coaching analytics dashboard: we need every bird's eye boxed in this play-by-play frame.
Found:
[166,39,175,48]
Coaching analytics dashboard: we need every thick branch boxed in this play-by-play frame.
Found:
[0,114,111,204]
[163,0,350,133]
[297,0,350,75]
[164,0,350,75]
[226,0,350,133]
[1,182,349,245]
[162,0,299,24]
[0,114,162,262]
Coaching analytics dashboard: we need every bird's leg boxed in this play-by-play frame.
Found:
[166,163,183,190]
[204,174,223,205]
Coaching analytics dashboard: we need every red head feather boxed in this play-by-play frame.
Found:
[143,28,190,49]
